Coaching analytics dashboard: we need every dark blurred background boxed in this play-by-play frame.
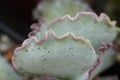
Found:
[0,0,38,43]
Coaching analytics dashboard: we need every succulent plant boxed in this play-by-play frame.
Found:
[12,12,119,80]
[33,0,92,21]
[29,12,117,50]
[0,56,21,80]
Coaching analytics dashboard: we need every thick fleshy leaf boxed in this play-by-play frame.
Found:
[12,31,97,79]
[48,12,117,50]
[33,0,92,21]
[73,43,116,80]
[30,12,118,50]
[13,12,119,80]
[0,56,21,80]
[87,43,116,80]
[90,47,116,79]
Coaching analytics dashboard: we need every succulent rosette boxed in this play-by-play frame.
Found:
[12,12,119,80]
[0,56,21,80]
[33,0,92,21]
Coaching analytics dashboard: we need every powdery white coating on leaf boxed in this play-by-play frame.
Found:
[26,12,118,80]
[0,56,21,80]
[91,48,116,79]
[74,42,116,80]
[12,31,97,79]
[12,12,118,80]
[48,12,116,25]
[47,12,117,50]
[29,12,118,50]
[89,42,116,79]
[33,0,92,21]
